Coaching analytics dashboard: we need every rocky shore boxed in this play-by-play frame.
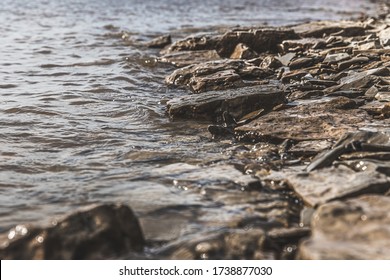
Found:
[1,1,390,259]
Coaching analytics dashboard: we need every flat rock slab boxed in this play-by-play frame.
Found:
[299,195,390,259]
[235,97,369,143]
[165,59,273,93]
[292,20,366,38]
[0,204,144,259]
[167,85,285,122]
[286,165,389,207]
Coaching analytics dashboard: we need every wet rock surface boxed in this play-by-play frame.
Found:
[3,1,390,260]
[0,204,145,259]
[299,195,390,259]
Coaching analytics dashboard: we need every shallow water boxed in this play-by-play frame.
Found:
[0,0,378,236]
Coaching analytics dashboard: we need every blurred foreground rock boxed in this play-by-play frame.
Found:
[0,204,144,259]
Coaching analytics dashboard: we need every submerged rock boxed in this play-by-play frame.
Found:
[299,195,390,259]
[166,85,285,122]
[0,204,144,259]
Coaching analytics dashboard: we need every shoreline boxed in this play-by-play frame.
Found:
[1,0,390,259]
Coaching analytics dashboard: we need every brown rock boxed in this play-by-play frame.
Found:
[161,34,221,54]
[166,85,285,122]
[299,195,390,259]
[235,97,369,143]
[146,34,172,48]
[0,204,145,259]
[230,43,259,60]
[293,21,366,38]
[216,28,299,58]
[159,50,220,67]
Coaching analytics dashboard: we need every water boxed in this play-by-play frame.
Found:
[0,0,378,240]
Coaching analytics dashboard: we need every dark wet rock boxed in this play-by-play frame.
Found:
[293,21,366,38]
[161,34,221,54]
[159,50,220,67]
[286,165,389,207]
[165,59,273,93]
[0,204,144,259]
[166,85,285,122]
[289,57,317,70]
[299,195,390,259]
[235,97,369,143]
[157,228,272,260]
[146,34,172,48]
[230,43,259,60]
[216,28,299,58]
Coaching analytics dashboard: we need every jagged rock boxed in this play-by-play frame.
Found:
[159,50,220,67]
[379,27,390,46]
[146,34,172,48]
[0,204,144,259]
[293,21,366,38]
[286,165,389,207]
[299,195,390,259]
[161,34,221,54]
[166,85,285,122]
[230,43,259,60]
[235,97,369,143]
[216,28,299,58]
[260,55,283,69]
[165,59,273,93]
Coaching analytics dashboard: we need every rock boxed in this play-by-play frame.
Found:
[166,85,285,122]
[299,195,390,259]
[260,55,283,69]
[235,97,369,143]
[275,52,296,66]
[0,204,145,259]
[286,165,389,207]
[293,21,366,38]
[146,34,172,48]
[159,50,220,67]
[279,38,327,53]
[289,57,316,70]
[323,52,351,64]
[165,59,273,93]
[157,229,272,260]
[375,91,390,102]
[161,34,221,54]
[337,56,370,70]
[216,28,299,58]
[379,27,390,47]
[230,43,259,60]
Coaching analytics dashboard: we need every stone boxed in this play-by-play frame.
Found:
[260,55,283,69]
[286,165,389,207]
[230,43,259,60]
[299,195,390,259]
[166,85,285,122]
[289,57,316,70]
[323,52,351,64]
[146,34,172,48]
[159,50,220,67]
[279,38,327,53]
[161,34,221,54]
[165,59,273,93]
[235,97,369,143]
[0,204,145,259]
[293,21,366,38]
[157,229,271,260]
[216,28,299,58]
[379,27,390,47]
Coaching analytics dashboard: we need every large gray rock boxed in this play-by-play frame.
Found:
[166,85,285,122]
[299,195,390,259]
[0,204,145,259]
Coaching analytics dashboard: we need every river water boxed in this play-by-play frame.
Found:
[0,0,378,240]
